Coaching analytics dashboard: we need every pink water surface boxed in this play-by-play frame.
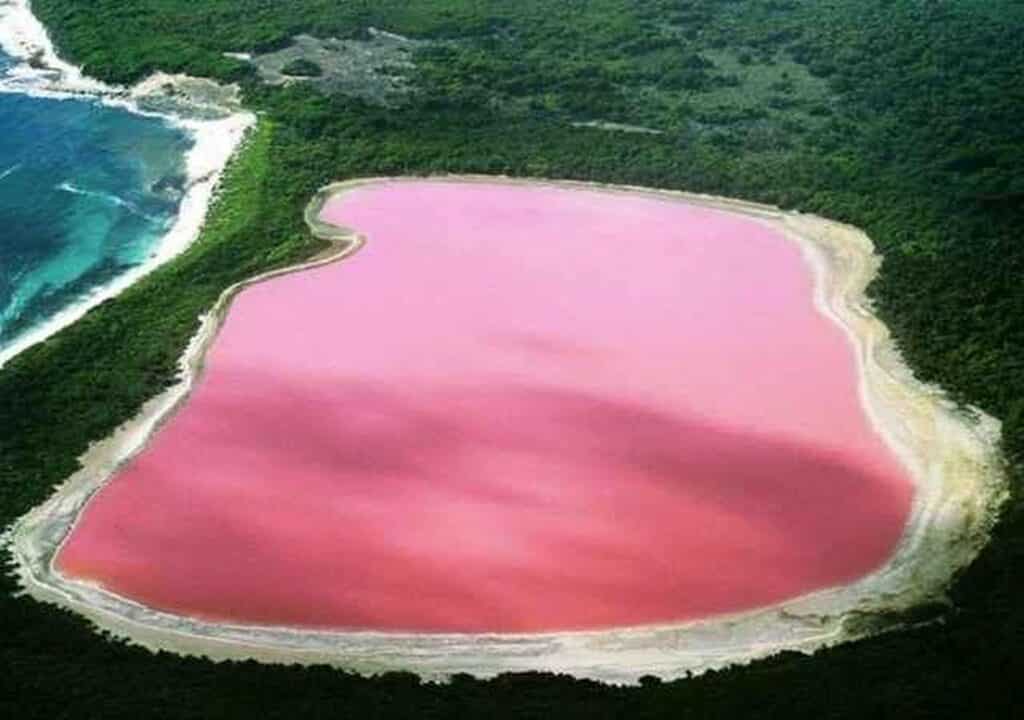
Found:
[57,181,914,633]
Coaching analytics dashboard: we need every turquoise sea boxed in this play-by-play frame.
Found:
[0,49,192,358]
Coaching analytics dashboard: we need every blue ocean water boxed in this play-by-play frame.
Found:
[0,49,192,356]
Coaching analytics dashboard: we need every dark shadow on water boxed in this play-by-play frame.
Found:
[81,366,912,631]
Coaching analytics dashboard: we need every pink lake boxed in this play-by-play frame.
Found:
[57,181,913,633]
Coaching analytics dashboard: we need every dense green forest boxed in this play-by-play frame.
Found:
[2,0,1023,716]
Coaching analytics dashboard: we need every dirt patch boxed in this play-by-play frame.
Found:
[242,31,424,105]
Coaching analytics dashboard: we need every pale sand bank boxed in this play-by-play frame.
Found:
[5,177,1007,684]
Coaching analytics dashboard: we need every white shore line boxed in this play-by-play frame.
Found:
[0,0,256,368]
[5,175,1008,684]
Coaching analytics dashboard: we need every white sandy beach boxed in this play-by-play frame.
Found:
[0,0,255,368]
[5,175,1007,684]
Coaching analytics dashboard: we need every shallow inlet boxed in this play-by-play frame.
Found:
[56,180,913,633]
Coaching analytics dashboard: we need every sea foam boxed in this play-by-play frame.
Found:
[0,0,254,368]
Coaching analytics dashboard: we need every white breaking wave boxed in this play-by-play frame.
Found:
[0,1,113,96]
[56,181,161,224]
[0,275,44,333]
[0,163,22,182]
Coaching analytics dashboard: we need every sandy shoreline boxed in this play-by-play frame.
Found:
[0,0,256,368]
[4,175,1007,684]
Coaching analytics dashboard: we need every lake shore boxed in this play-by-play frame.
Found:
[0,0,255,367]
[4,176,1007,684]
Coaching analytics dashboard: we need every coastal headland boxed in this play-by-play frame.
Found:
[0,0,255,367]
